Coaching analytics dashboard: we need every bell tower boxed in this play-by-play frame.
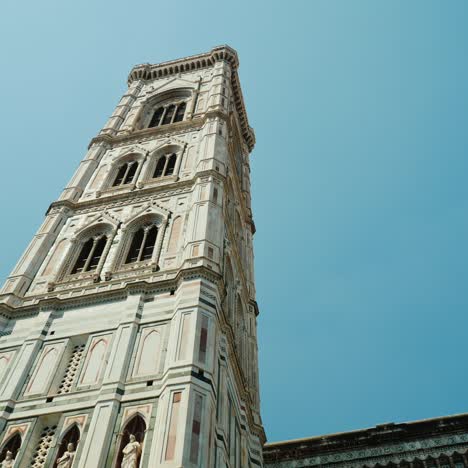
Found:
[0,46,264,467]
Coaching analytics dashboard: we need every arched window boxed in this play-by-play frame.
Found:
[165,154,177,176]
[125,225,158,264]
[0,432,22,462]
[152,154,177,178]
[53,425,80,468]
[112,161,139,186]
[148,101,187,128]
[71,235,108,274]
[114,415,146,468]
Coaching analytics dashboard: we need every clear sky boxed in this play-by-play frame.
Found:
[1,0,468,443]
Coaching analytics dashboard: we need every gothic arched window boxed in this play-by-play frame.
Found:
[148,101,187,128]
[152,154,177,178]
[112,161,139,186]
[125,225,158,264]
[71,235,108,274]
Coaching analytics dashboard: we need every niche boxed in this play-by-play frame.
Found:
[53,424,80,468]
[0,432,22,462]
[114,414,146,468]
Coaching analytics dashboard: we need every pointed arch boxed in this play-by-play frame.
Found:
[57,220,117,281]
[53,424,80,468]
[113,207,169,272]
[0,353,11,383]
[135,329,161,376]
[114,414,146,468]
[80,338,107,385]
[137,88,193,130]
[73,213,119,241]
[0,431,22,461]
[26,346,59,395]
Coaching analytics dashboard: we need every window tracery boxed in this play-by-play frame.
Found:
[112,161,139,186]
[153,153,177,178]
[71,235,107,274]
[148,101,187,128]
[125,224,158,264]
[110,212,168,276]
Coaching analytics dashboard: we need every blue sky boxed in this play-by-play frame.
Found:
[1,0,468,442]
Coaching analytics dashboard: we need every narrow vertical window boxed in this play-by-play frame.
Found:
[126,228,144,264]
[165,153,177,176]
[189,394,203,464]
[162,104,176,125]
[153,156,167,178]
[113,163,128,186]
[125,162,138,184]
[88,236,107,270]
[198,315,209,364]
[141,225,157,260]
[165,392,182,460]
[71,238,93,274]
[174,102,186,122]
[149,106,165,128]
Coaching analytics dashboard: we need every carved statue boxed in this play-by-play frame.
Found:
[56,443,76,468]
[121,435,141,468]
[1,451,15,468]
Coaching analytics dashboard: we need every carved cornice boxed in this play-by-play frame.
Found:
[89,116,205,149]
[126,45,255,152]
[264,415,468,467]
[0,265,221,315]
[46,169,218,216]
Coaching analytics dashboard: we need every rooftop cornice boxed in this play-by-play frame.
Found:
[127,45,255,152]
[264,412,468,454]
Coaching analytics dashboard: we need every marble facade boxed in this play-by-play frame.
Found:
[0,46,264,467]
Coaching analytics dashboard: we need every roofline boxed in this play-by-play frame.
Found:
[127,45,256,152]
[264,412,468,448]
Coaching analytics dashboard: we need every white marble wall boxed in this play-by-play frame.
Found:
[0,47,263,467]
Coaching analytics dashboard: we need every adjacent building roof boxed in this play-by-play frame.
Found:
[264,413,468,467]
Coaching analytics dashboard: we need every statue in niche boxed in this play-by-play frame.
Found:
[121,434,141,468]
[56,443,76,468]
[1,451,15,468]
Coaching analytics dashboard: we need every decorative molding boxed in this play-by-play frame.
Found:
[127,45,255,152]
